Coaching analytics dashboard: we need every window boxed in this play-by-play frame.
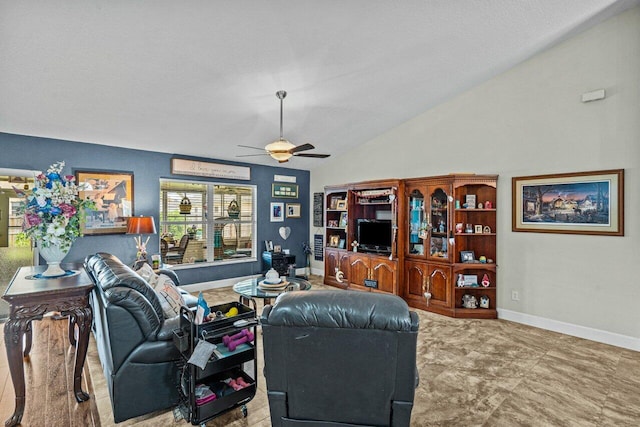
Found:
[159,179,256,266]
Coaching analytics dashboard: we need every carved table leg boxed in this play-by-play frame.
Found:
[23,322,32,357]
[4,319,30,427]
[68,313,77,346]
[67,306,92,402]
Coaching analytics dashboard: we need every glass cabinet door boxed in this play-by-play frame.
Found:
[428,187,450,261]
[407,189,426,256]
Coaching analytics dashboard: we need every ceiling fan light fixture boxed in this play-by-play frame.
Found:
[265,139,295,161]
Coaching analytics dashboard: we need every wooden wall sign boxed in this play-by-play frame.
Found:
[171,158,250,180]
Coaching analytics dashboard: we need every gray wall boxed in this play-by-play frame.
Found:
[310,7,639,347]
[0,132,310,284]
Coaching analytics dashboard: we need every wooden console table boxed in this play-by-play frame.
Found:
[2,264,94,427]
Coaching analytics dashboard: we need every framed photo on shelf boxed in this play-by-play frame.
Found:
[75,170,134,235]
[339,211,348,227]
[336,200,347,210]
[273,245,282,253]
[460,250,476,263]
[286,203,301,218]
[327,219,339,227]
[512,169,624,236]
[338,239,346,249]
[328,235,340,247]
[465,194,476,209]
[270,202,284,222]
[329,196,341,210]
[264,240,273,251]
[474,225,483,234]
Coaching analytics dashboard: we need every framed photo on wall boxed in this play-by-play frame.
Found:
[286,203,301,218]
[272,183,298,198]
[75,170,134,235]
[512,169,624,236]
[270,202,284,222]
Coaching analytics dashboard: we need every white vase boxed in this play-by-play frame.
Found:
[38,242,72,277]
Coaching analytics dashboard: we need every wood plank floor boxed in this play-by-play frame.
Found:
[0,315,100,427]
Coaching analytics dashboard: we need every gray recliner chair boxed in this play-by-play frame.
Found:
[261,290,419,427]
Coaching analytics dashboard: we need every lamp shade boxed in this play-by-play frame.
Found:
[127,216,157,235]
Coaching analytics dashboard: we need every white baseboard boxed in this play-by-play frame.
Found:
[498,309,639,352]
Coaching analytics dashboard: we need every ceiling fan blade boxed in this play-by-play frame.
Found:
[293,153,331,158]
[237,144,266,151]
[236,153,270,157]
[290,143,315,154]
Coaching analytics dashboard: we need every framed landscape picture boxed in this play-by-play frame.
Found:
[75,170,134,235]
[512,169,624,236]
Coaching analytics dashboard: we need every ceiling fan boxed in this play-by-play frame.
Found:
[237,90,330,163]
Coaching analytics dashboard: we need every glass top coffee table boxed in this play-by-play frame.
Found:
[233,276,311,306]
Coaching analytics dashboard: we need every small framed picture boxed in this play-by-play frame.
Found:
[264,240,273,251]
[328,235,340,247]
[286,203,301,218]
[339,211,348,227]
[474,225,483,234]
[273,245,282,253]
[460,250,475,263]
[329,196,341,210]
[336,200,347,210]
[483,225,492,233]
[465,194,476,209]
[328,219,339,227]
[338,239,346,249]
[270,202,284,222]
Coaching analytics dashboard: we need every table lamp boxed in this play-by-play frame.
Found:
[127,216,157,264]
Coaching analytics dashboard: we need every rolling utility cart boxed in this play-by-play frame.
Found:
[174,300,258,426]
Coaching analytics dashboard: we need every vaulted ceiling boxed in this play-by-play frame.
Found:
[1,1,638,169]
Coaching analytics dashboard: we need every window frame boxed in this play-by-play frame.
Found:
[159,178,257,268]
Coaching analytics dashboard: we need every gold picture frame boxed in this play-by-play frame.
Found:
[75,170,134,235]
[512,169,624,236]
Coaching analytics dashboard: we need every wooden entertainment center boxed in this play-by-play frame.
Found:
[324,175,498,318]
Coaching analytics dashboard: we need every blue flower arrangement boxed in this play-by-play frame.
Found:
[16,161,95,252]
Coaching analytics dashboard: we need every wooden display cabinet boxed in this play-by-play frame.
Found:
[324,174,497,319]
[323,180,402,295]
[402,174,497,318]
[452,176,498,318]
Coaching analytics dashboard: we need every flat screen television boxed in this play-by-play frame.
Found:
[356,219,392,254]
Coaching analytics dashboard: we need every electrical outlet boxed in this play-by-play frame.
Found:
[511,290,519,301]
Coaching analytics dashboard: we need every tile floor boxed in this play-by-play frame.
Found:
[87,277,640,426]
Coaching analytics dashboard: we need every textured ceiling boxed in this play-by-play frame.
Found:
[1,0,638,170]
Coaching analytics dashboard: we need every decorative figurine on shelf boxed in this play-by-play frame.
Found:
[457,274,465,287]
[455,200,461,209]
[485,201,493,209]
[481,274,490,287]
[438,221,445,233]
[456,223,463,233]
[351,240,359,252]
[480,295,490,309]
[462,294,478,309]
[479,255,487,263]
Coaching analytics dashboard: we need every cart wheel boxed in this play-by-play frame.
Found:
[241,405,248,417]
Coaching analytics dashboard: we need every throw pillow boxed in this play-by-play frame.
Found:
[136,263,156,282]
[154,273,186,318]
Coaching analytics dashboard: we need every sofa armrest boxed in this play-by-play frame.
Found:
[157,316,181,341]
